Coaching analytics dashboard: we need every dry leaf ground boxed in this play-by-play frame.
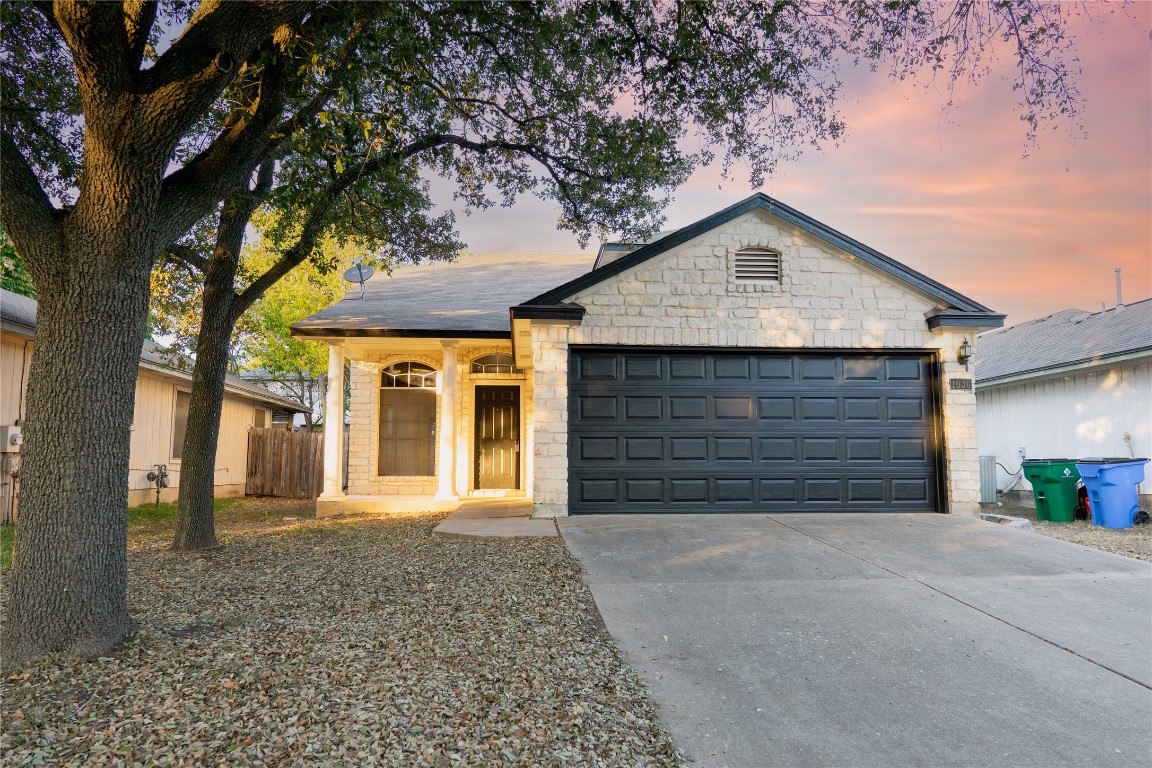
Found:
[987,503,1152,562]
[1,501,683,767]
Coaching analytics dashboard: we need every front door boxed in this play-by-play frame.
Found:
[475,386,520,489]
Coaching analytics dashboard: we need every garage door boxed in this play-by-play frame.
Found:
[568,348,941,514]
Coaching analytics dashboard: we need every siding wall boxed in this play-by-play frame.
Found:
[0,334,33,426]
[1,331,272,507]
[977,360,1152,492]
[127,370,260,504]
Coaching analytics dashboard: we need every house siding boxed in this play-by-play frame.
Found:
[127,370,267,505]
[1,333,278,508]
[977,360,1152,493]
[530,209,980,517]
[0,334,32,427]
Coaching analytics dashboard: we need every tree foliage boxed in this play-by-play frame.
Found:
[0,0,1097,662]
[0,227,36,298]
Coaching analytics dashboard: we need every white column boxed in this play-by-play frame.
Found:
[320,343,345,499]
[435,341,459,500]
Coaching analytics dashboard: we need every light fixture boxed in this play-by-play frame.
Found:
[957,338,973,369]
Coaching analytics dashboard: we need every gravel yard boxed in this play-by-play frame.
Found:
[987,503,1152,561]
[1,501,683,767]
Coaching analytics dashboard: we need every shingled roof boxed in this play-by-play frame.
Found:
[975,297,1152,384]
[292,252,594,337]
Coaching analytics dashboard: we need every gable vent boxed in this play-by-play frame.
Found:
[734,248,781,282]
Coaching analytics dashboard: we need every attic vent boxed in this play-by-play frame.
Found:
[734,248,781,283]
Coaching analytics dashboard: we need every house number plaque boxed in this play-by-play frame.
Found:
[949,378,973,391]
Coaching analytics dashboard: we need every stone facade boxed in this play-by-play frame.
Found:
[345,343,531,499]
[529,208,981,517]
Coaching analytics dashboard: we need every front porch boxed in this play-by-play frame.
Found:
[315,337,542,517]
[316,492,528,517]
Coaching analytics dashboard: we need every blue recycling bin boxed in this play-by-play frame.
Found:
[1074,458,1150,529]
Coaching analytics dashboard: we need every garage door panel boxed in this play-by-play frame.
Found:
[569,349,940,514]
[799,357,837,380]
[670,437,708,460]
[670,396,707,419]
[623,356,662,379]
[714,357,752,379]
[577,436,618,461]
[624,396,662,419]
[577,396,617,420]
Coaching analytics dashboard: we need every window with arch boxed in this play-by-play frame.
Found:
[379,361,437,476]
[381,361,437,388]
[471,353,522,375]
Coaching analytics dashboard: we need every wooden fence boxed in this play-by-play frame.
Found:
[245,427,324,499]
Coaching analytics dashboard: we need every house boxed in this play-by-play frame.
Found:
[237,367,323,430]
[0,288,304,515]
[975,297,1152,504]
[292,193,1004,518]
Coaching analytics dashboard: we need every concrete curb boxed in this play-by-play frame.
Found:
[980,512,1034,531]
[433,516,558,538]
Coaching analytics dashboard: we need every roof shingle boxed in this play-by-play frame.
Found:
[292,252,594,336]
[975,298,1152,383]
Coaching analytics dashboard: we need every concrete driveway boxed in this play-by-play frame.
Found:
[559,514,1152,768]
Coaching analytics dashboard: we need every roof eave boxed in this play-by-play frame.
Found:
[290,326,511,339]
[509,303,586,322]
[976,346,1152,387]
[925,310,1007,331]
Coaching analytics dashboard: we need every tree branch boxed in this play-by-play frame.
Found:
[0,130,62,251]
[123,0,158,70]
[161,243,208,273]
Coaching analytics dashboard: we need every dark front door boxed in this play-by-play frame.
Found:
[568,348,941,514]
[476,386,520,489]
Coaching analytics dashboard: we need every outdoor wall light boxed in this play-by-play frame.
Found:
[957,338,973,369]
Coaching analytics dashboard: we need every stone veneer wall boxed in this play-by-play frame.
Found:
[346,344,530,497]
[530,208,981,518]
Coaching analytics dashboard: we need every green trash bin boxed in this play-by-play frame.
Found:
[1020,459,1081,522]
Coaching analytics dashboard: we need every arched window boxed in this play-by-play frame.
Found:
[471,353,521,374]
[379,362,437,476]
[381,361,437,388]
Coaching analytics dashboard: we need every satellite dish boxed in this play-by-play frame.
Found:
[343,259,374,300]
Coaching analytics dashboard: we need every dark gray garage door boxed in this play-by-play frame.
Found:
[568,348,941,514]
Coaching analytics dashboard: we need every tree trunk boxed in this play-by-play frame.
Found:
[170,216,246,552]
[3,255,152,662]
[169,289,235,551]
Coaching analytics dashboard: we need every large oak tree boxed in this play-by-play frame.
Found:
[1,0,1088,662]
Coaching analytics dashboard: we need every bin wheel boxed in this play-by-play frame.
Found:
[1134,511,1150,527]
[1073,504,1088,521]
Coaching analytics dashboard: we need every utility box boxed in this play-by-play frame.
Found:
[979,455,997,503]
[0,426,22,453]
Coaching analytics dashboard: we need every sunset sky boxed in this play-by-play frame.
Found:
[444,5,1151,327]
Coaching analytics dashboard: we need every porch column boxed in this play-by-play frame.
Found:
[435,341,459,500]
[320,343,345,499]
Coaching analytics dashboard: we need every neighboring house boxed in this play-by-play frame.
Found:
[975,298,1152,502]
[1,288,303,510]
[292,194,1004,518]
[237,367,322,430]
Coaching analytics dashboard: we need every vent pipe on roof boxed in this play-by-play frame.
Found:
[1115,268,1124,309]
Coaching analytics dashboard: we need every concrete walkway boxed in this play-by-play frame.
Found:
[559,513,1152,768]
[432,499,557,538]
